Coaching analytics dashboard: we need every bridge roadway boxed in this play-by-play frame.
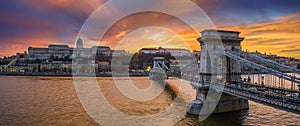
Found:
[166,72,300,114]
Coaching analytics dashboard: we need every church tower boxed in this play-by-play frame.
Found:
[76,37,83,48]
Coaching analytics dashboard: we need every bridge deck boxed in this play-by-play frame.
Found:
[167,72,300,114]
[241,82,299,94]
[224,85,300,114]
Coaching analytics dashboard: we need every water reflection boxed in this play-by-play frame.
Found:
[0,76,299,125]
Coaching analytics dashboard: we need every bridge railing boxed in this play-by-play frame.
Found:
[217,48,300,85]
[233,47,300,74]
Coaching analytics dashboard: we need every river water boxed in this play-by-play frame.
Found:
[0,76,299,125]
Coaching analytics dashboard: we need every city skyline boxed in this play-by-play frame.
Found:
[1,1,300,125]
[0,0,300,58]
[2,40,299,63]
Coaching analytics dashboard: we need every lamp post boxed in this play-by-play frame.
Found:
[261,76,265,86]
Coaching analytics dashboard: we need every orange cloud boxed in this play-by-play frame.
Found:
[218,13,300,58]
[115,30,129,38]
[99,11,300,59]
[99,12,199,52]
[2,0,299,60]
[0,37,67,58]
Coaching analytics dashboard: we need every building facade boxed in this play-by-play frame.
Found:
[139,47,192,57]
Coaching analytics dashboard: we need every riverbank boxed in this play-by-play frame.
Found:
[0,72,149,77]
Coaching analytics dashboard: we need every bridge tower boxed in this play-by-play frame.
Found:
[198,30,244,84]
[187,30,249,115]
[149,57,168,81]
[153,57,167,70]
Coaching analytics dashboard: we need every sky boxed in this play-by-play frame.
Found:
[0,0,300,58]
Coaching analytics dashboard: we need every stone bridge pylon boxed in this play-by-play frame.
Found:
[187,30,249,115]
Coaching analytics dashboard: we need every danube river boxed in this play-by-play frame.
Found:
[0,76,299,125]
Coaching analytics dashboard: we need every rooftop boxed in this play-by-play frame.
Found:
[140,48,158,50]
[91,46,111,49]
[48,45,69,49]
[201,29,241,34]
[153,57,165,60]
[140,47,189,51]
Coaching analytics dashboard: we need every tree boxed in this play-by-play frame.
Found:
[49,54,54,60]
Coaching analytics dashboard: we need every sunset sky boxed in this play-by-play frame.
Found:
[0,0,300,58]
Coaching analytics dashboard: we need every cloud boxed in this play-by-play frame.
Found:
[116,30,129,38]
[94,11,199,50]
[218,12,300,58]
[0,0,90,57]
[23,0,106,18]
[146,32,167,41]
[112,26,191,53]
[0,37,67,58]
[279,48,300,53]
[0,0,300,59]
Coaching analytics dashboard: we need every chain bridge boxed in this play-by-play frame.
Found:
[150,30,300,115]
